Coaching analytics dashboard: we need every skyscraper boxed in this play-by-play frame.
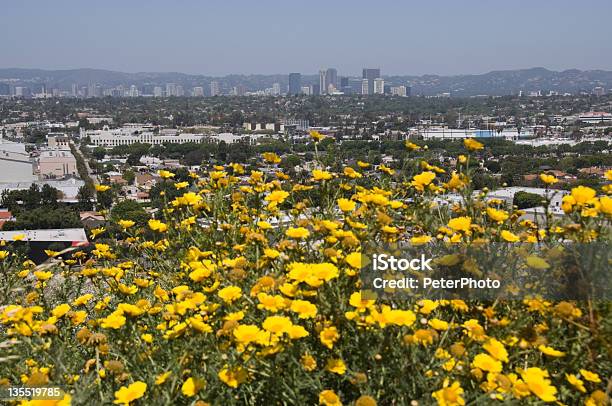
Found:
[192,86,204,97]
[318,68,338,95]
[88,83,97,98]
[391,86,407,97]
[340,76,351,94]
[153,86,163,97]
[272,83,281,96]
[326,68,337,93]
[210,81,220,96]
[166,83,177,97]
[129,85,139,97]
[373,78,384,94]
[288,73,301,95]
[362,68,381,95]
[319,70,327,95]
[361,79,369,95]
[234,85,246,96]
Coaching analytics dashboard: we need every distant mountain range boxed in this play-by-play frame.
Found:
[0,67,611,96]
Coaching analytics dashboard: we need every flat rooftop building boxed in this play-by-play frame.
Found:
[38,149,77,179]
[83,126,206,147]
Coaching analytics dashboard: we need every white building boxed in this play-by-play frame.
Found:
[373,78,384,94]
[0,140,37,183]
[0,178,85,202]
[82,126,206,147]
[361,79,369,95]
[166,83,177,97]
[578,112,612,124]
[391,86,407,97]
[128,85,139,97]
[416,127,531,140]
[483,187,568,216]
[210,81,220,96]
[0,228,88,244]
[209,133,275,145]
[86,117,114,125]
[272,83,281,96]
[192,86,204,97]
[47,134,70,149]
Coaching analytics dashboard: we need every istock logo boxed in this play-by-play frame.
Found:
[372,253,433,271]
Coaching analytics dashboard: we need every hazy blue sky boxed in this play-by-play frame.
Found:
[2,0,611,76]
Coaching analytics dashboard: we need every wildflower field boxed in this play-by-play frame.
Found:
[1,137,611,405]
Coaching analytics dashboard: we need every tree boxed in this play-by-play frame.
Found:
[280,155,301,175]
[41,184,59,209]
[484,160,501,173]
[123,169,136,185]
[92,147,106,160]
[126,153,142,166]
[23,184,42,210]
[513,191,543,209]
[3,207,81,230]
[76,186,94,211]
[96,188,114,210]
[110,200,149,225]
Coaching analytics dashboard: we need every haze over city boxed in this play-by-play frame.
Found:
[2,0,612,76]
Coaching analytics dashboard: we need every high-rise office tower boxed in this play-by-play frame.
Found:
[129,85,139,97]
[15,86,30,97]
[153,86,163,97]
[210,81,220,96]
[362,68,381,95]
[361,79,369,95]
[391,86,407,97]
[288,73,301,95]
[319,70,327,95]
[166,83,177,97]
[326,68,337,91]
[176,85,185,97]
[339,76,350,94]
[272,83,281,96]
[192,86,204,97]
[234,85,246,96]
[373,78,384,94]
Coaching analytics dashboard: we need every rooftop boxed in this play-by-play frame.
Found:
[0,228,88,242]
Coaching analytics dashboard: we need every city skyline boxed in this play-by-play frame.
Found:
[2,1,612,76]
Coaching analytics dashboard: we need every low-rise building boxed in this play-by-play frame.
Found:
[578,112,612,124]
[47,134,71,149]
[0,178,85,202]
[80,211,106,228]
[483,187,568,215]
[38,149,78,179]
[82,126,206,147]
